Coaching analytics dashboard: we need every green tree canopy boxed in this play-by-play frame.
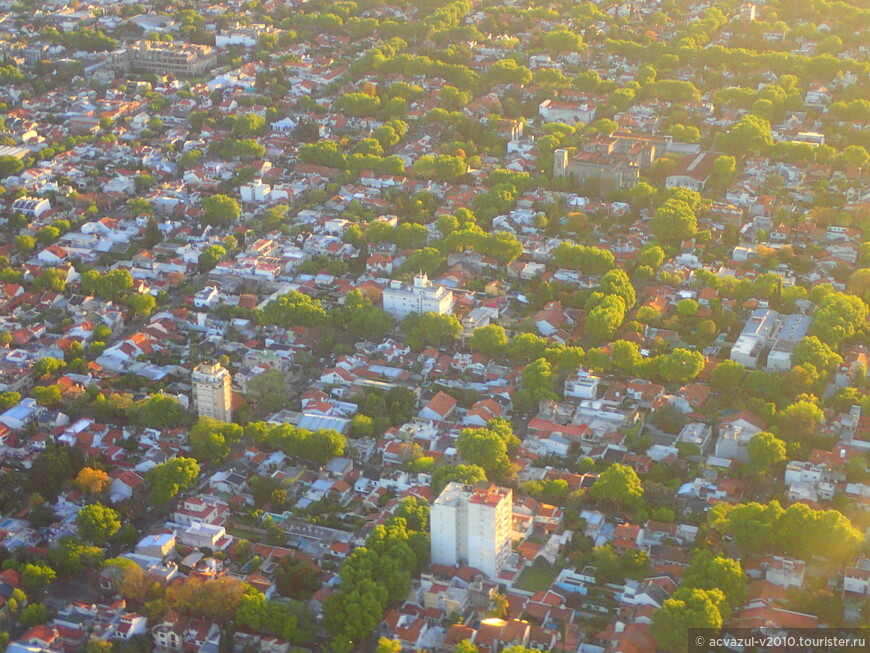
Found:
[651,198,697,244]
[651,588,725,653]
[202,194,241,226]
[470,324,508,357]
[809,292,867,346]
[747,431,787,473]
[147,457,200,505]
[76,503,121,544]
[683,550,748,616]
[588,464,644,509]
[430,464,487,496]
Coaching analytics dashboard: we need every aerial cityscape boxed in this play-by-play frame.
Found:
[0,0,868,652]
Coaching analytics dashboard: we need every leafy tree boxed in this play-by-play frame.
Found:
[202,194,240,226]
[651,588,724,653]
[469,324,507,357]
[81,268,133,302]
[76,502,121,544]
[37,268,66,292]
[413,154,467,182]
[19,603,49,628]
[257,290,328,327]
[553,243,615,274]
[543,29,583,53]
[335,290,395,340]
[611,340,641,373]
[299,141,347,169]
[21,563,56,593]
[401,312,462,350]
[711,360,745,393]
[456,428,513,482]
[659,348,705,384]
[810,291,867,347]
[376,638,402,653]
[776,400,824,441]
[709,155,737,191]
[601,269,636,308]
[637,244,665,269]
[124,293,157,317]
[710,502,780,554]
[323,579,386,643]
[232,113,265,137]
[190,417,244,463]
[178,149,203,169]
[30,445,84,501]
[275,557,320,599]
[777,503,863,563]
[792,336,842,376]
[651,404,687,434]
[585,295,626,340]
[32,384,61,407]
[199,245,226,270]
[651,198,697,244]
[0,155,24,178]
[33,356,65,378]
[676,298,698,317]
[0,391,21,411]
[127,393,185,429]
[430,464,487,496]
[147,457,200,505]
[715,114,773,155]
[75,467,109,494]
[350,414,373,438]
[669,124,700,144]
[166,576,255,623]
[336,92,381,117]
[86,638,113,653]
[128,197,153,216]
[399,247,443,276]
[246,369,288,414]
[683,550,748,616]
[235,591,298,641]
[846,268,870,303]
[520,358,557,403]
[15,234,35,254]
[588,464,644,509]
[747,431,787,474]
[486,59,532,86]
[50,536,104,574]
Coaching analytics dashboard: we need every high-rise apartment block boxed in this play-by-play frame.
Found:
[431,482,512,579]
[192,361,233,423]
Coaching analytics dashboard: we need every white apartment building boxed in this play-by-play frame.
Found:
[730,309,812,370]
[431,482,512,579]
[382,273,454,319]
[564,368,600,399]
[192,361,233,423]
[179,521,230,551]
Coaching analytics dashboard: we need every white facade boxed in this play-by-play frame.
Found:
[12,196,51,217]
[431,482,512,579]
[179,521,228,550]
[382,273,454,319]
[240,179,271,203]
[538,99,597,125]
[192,361,233,423]
[730,309,812,370]
[564,368,600,400]
[714,423,761,463]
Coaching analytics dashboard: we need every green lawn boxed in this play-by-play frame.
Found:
[514,565,559,592]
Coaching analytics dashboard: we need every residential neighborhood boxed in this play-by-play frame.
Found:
[0,0,867,653]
